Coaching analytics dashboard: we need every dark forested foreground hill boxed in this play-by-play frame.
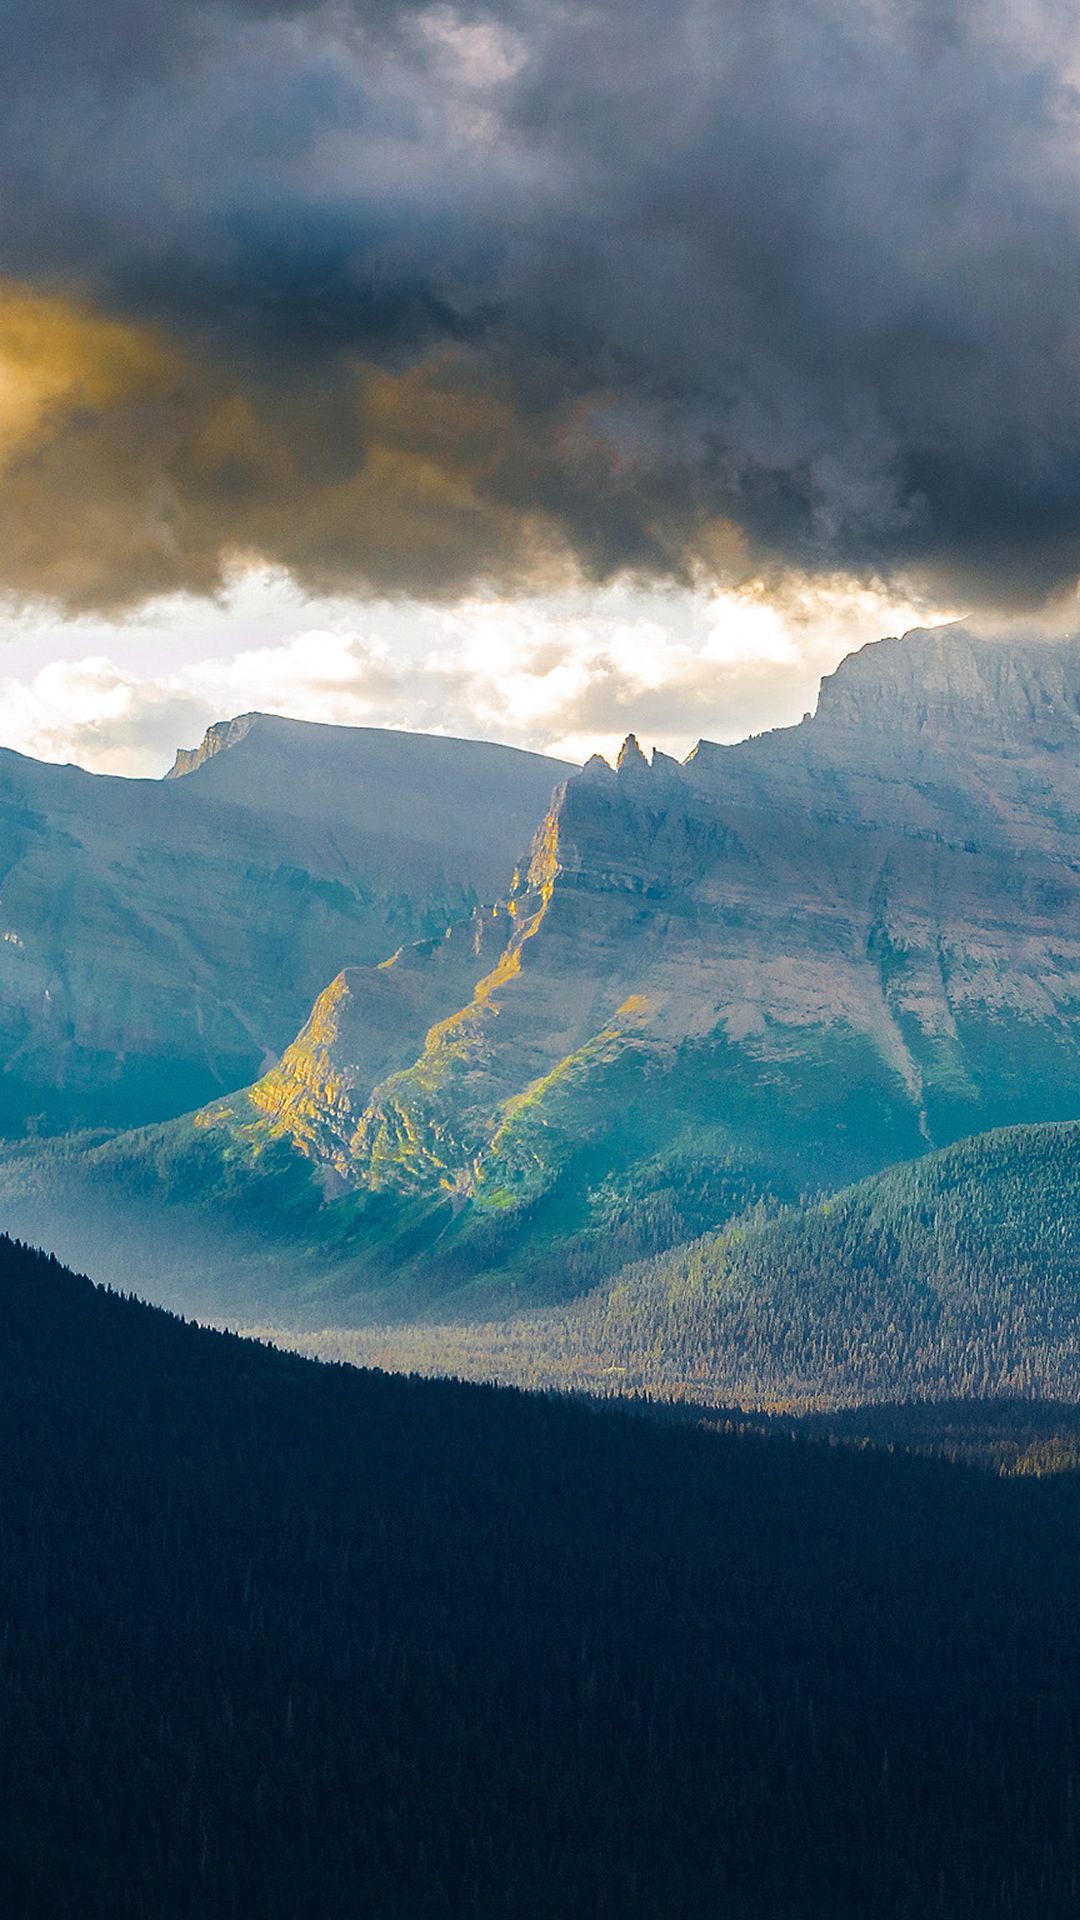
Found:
[287,1121,1080,1409]
[7,1239,1080,1916]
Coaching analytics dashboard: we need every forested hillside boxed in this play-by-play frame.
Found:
[7,1234,1080,1916]
[302,1121,1080,1408]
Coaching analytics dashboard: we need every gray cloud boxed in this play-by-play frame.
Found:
[3,0,1080,609]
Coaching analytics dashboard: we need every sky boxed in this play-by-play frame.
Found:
[1,0,1079,773]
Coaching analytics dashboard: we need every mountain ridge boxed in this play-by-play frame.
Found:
[813,624,1080,745]
[7,622,1079,1327]
[0,719,572,1136]
[161,708,577,866]
[166,708,578,784]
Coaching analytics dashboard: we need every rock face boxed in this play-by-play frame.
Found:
[6,624,1080,1321]
[224,906,517,1184]
[810,624,1080,748]
[165,714,258,779]
[0,721,572,1135]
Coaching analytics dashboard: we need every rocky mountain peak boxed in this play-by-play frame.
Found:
[813,625,1080,748]
[609,735,687,791]
[166,713,259,779]
[649,747,687,789]
[580,752,616,784]
[616,732,651,776]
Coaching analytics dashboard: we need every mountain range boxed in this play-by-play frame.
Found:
[2,621,1079,1370]
[0,716,572,1135]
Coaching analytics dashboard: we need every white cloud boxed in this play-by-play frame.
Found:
[0,568,954,778]
[413,7,527,91]
[0,657,210,776]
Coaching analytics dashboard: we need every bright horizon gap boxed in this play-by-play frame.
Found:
[0,566,969,779]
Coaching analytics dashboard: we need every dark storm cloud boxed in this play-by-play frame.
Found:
[3,0,1080,607]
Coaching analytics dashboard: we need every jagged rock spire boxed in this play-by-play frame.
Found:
[580,751,616,783]
[613,735,687,790]
[616,733,650,775]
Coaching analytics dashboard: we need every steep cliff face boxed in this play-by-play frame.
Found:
[6,625,1080,1321]
[0,724,571,1135]
[324,634,1079,1164]
[688,626,1080,841]
[811,625,1080,748]
[165,714,256,778]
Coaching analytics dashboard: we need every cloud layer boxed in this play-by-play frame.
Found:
[4,0,1080,610]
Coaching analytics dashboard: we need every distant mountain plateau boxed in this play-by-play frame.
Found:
[0,718,573,1133]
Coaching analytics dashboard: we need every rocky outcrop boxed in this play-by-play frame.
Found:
[205,906,515,1184]
[165,714,257,779]
[812,625,1080,747]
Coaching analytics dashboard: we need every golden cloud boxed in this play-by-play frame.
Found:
[0,285,591,610]
[0,286,173,468]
